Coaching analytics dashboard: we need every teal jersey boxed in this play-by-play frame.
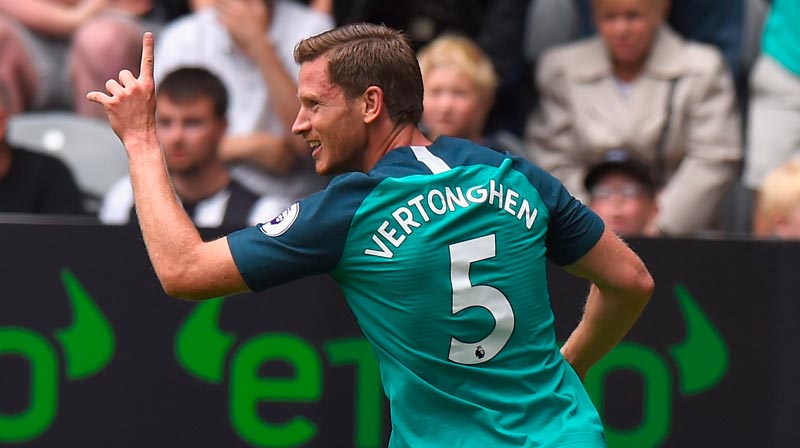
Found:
[229,137,606,447]
[762,0,800,77]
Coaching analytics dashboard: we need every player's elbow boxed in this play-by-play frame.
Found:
[629,264,655,306]
[159,275,200,301]
[156,266,215,301]
[161,282,212,301]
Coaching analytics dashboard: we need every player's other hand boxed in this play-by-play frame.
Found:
[86,32,157,150]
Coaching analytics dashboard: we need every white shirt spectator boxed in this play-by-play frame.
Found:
[153,1,334,198]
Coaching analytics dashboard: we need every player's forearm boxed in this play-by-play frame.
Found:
[89,32,248,300]
[126,139,207,295]
[561,283,651,379]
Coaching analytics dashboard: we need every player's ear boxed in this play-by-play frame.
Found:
[362,86,383,124]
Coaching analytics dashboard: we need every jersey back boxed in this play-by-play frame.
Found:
[228,137,606,447]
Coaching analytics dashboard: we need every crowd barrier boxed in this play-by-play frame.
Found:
[1,222,798,447]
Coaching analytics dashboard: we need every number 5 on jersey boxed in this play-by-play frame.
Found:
[448,234,514,365]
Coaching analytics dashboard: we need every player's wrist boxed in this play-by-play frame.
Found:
[123,131,160,157]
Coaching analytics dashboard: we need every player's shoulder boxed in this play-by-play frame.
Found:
[428,136,510,166]
[430,136,553,179]
[297,171,382,219]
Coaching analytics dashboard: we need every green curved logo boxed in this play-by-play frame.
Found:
[668,284,729,395]
[0,268,115,443]
[175,297,234,384]
[175,299,383,448]
[55,270,116,380]
[585,283,729,447]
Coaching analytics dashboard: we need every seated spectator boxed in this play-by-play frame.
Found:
[99,68,291,228]
[526,0,742,236]
[744,0,800,193]
[573,0,745,78]
[0,88,86,215]
[331,0,531,138]
[0,0,150,117]
[585,149,658,237]
[753,158,800,240]
[154,0,333,200]
[418,34,522,154]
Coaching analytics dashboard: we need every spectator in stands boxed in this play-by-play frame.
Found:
[417,34,522,155]
[154,0,333,201]
[744,0,800,194]
[526,0,742,236]
[99,68,290,227]
[326,0,532,138]
[0,0,149,118]
[753,158,800,240]
[585,149,658,237]
[573,0,745,77]
[0,88,86,215]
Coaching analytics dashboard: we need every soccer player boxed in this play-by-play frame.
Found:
[88,24,653,447]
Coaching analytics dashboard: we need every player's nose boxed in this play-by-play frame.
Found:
[292,108,310,136]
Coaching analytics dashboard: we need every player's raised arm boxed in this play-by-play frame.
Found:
[87,33,249,300]
[560,228,654,379]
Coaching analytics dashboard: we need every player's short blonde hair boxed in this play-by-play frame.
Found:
[755,158,800,236]
[417,34,499,101]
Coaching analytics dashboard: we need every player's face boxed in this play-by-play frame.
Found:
[293,57,368,175]
[588,172,656,237]
[594,0,665,70]
[422,66,489,142]
[155,96,226,176]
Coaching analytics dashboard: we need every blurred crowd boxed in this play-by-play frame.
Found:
[1,0,798,240]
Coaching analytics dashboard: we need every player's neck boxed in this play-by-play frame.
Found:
[364,123,431,171]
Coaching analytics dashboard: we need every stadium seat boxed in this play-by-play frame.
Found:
[7,112,128,213]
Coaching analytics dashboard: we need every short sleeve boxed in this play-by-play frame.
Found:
[227,176,366,291]
[514,158,604,266]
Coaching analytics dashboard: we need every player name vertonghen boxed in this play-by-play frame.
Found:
[366,179,539,259]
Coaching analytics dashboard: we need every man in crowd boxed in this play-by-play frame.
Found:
[100,67,290,227]
[585,149,659,237]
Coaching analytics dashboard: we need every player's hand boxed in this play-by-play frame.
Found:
[86,32,157,149]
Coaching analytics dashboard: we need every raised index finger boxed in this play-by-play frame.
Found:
[139,32,155,81]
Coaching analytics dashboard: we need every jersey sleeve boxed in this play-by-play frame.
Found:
[226,175,364,291]
[515,158,605,266]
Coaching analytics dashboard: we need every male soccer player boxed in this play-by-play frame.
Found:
[88,24,653,447]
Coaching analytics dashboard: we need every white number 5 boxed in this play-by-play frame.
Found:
[448,234,514,365]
